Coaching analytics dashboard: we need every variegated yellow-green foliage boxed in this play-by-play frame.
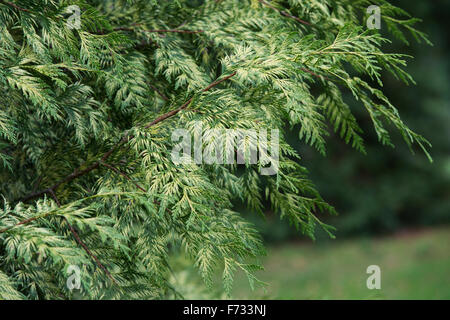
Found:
[0,0,430,299]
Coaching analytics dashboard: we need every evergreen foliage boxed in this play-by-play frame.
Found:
[0,0,430,299]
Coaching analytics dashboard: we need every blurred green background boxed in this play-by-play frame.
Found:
[170,1,450,300]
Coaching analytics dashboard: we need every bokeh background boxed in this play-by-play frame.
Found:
[171,1,450,299]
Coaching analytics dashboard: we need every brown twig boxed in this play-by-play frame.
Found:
[21,161,101,203]
[2,1,31,13]
[100,27,204,35]
[62,217,117,284]
[301,67,331,81]
[101,162,147,193]
[144,71,237,129]
[258,0,312,27]
[48,189,61,206]
[0,216,41,233]
[149,84,169,101]
[140,29,204,34]
[49,190,118,284]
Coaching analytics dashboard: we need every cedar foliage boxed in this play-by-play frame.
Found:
[0,0,431,299]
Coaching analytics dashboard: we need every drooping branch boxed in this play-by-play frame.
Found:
[18,71,237,204]
[5,66,229,280]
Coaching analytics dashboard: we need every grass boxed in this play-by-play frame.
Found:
[229,226,450,299]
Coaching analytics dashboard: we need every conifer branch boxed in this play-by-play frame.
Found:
[19,72,237,204]
[0,0,431,299]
